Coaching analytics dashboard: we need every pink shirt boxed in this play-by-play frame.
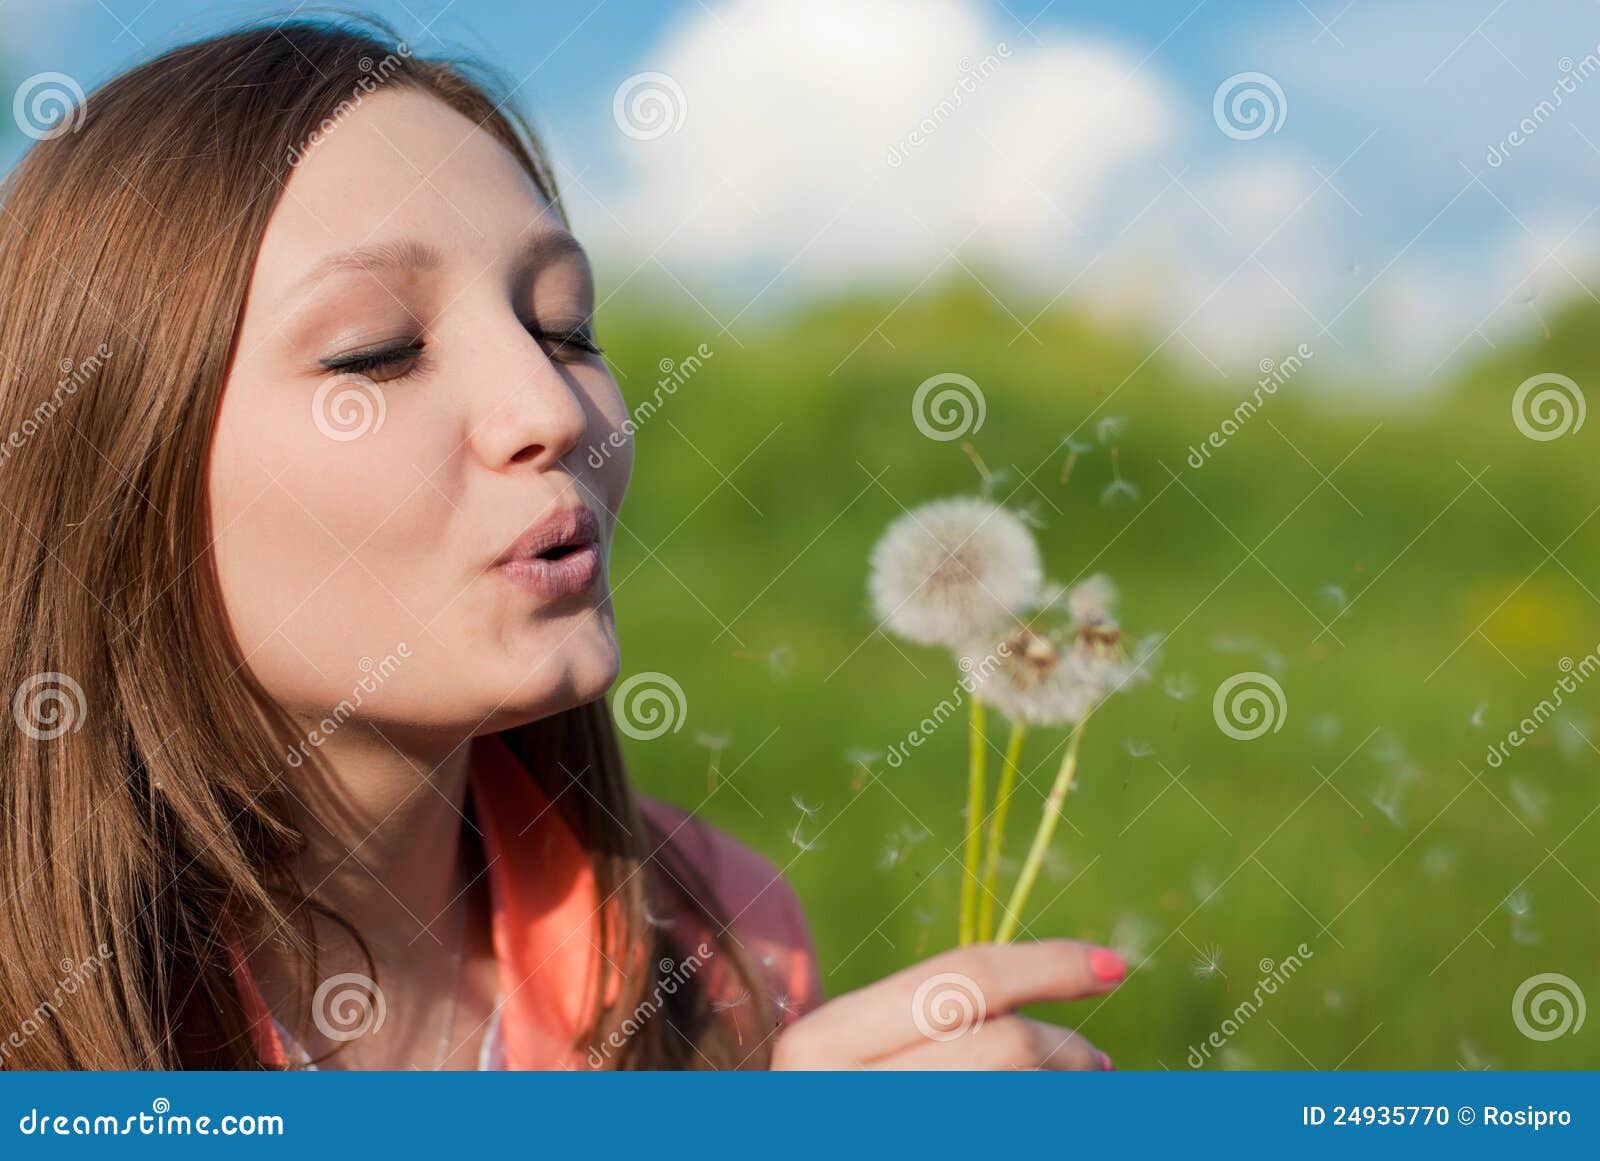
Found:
[231,732,824,1068]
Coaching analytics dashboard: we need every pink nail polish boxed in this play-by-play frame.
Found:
[1089,948,1126,983]
[1099,1052,1116,1071]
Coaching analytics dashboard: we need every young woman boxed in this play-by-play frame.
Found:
[0,19,1127,1070]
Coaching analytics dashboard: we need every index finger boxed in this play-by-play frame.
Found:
[786,939,1126,1063]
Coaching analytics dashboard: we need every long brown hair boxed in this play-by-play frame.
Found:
[0,18,769,1069]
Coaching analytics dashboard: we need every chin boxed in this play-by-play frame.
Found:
[483,613,621,727]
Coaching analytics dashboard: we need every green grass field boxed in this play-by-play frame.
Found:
[602,276,1599,1069]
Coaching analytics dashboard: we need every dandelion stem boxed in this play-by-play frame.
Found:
[995,717,1089,943]
[978,718,1026,942]
[959,696,987,946]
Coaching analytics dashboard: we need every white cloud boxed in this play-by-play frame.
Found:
[588,0,1173,286]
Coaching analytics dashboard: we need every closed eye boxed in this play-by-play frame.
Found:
[320,339,425,383]
[527,321,604,361]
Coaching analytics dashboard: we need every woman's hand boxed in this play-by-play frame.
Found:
[771,939,1125,1070]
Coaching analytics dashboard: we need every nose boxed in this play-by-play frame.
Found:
[469,321,590,473]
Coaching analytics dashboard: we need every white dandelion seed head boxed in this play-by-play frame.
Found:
[868,497,1042,647]
[960,618,1151,728]
[1067,573,1118,626]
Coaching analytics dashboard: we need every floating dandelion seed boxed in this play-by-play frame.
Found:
[1308,712,1342,746]
[1190,943,1224,980]
[1257,648,1286,676]
[791,834,826,854]
[1421,844,1458,879]
[1123,736,1154,758]
[734,644,793,680]
[1369,783,1406,828]
[1372,731,1407,765]
[1112,913,1156,965]
[1322,989,1346,1012]
[712,988,751,1046]
[1507,888,1542,945]
[1191,866,1223,906]
[979,468,1016,500]
[1095,415,1128,445]
[1099,447,1141,507]
[1508,777,1548,826]
[1457,1038,1496,1071]
[1014,502,1048,531]
[1162,673,1196,701]
[1040,847,1072,882]
[1210,632,1260,654]
[1058,437,1093,484]
[1469,701,1489,729]
[1317,584,1348,613]
[868,497,1042,647]
[789,796,822,846]
[1557,714,1592,761]
[694,731,732,793]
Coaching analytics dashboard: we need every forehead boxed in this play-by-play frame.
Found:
[250,88,562,303]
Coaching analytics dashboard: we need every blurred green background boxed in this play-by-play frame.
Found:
[606,278,1599,1069]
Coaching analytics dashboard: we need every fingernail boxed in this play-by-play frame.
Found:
[1099,1052,1116,1071]
[1089,948,1126,983]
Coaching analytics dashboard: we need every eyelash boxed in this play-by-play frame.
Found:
[323,323,604,382]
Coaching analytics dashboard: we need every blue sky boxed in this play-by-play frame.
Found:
[4,0,1599,386]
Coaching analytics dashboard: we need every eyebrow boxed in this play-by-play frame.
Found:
[290,229,591,295]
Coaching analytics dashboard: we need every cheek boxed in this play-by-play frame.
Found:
[206,384,459,711]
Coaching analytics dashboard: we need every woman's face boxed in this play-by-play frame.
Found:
[208,89,632,744]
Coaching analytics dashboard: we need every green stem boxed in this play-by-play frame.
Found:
[995,717,1089,944]
[978,719,1027,942]
[958,697,987,946]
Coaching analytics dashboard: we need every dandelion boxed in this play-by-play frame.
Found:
[1190,943,1224,980]
[694,731,732,793]
[1095,415,1127,445]
[1099,447,1141,506]
[1058,436,1093,485]
[712,988,750,1046]
[1508,776,1548,826]
[867,496,1041,648]
[789,795,822,846]
[968,608,1156,943]
[1067,573,1117,626]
